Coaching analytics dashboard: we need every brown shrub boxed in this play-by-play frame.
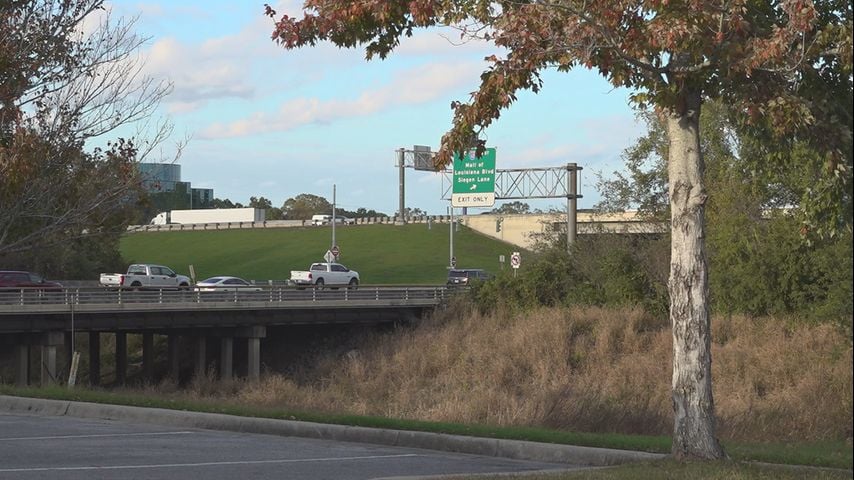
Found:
[167,306,852,443]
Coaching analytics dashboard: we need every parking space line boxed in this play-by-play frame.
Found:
[0,431,195,441]
[0,454,421,473]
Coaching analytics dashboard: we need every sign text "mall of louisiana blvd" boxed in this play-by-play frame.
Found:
[452,148,496,208]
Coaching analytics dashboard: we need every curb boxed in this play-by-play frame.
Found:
[0,395,664,466]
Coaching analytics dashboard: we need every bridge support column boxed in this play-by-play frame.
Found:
[235,326,265,381]
[168,335,180,383]
[142,333,154,382]
[247,338,260,380]
[220,337,233,380]
[89,332,100,386]
[15,344,29,387]
[64,332,73,375]
[194,335,207,379]
[115,332,127,386]
[40,331,63,386]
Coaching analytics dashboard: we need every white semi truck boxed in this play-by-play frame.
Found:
[150,208,265,225]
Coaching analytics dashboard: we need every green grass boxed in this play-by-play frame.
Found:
[2,386,851,472]
[120,223,518,284]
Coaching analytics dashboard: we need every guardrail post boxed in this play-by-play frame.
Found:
[405,288,409,301]
[375,288,379,301]
[158,289,163,304]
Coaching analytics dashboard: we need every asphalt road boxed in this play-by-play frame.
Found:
[0,414,577,480]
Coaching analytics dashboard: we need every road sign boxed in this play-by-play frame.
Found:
[331,245,340,258]
[324,250,335,263]
[452,148,496,207]
[510,251,521,269]
[451,256,457,268]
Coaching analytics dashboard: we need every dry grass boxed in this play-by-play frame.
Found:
[158,305,853,443]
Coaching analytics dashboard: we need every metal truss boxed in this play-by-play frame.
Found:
[439,165,582,201]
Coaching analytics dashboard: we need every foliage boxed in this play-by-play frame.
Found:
[474,232,670,317]
[596,100,853,324]
[0,1,174,264]
[266,0,851,459]
[490,201,532,215]
[280,193,333,220]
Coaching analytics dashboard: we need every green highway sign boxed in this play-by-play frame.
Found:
[452,148,496,207]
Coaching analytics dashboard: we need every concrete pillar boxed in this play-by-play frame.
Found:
[247,337,260,381]
[168,335,180,383]
[40,332,63,386]
[142,332,154,382]
[89,332,100,386]
[194,335,207,378]
[40,346,57,385]
[234,326,265,381]
[115,332,127,385]
[220,337,233,380]
[64,332,74,374]
[15,344,29,387]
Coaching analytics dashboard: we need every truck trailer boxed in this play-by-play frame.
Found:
[150,208,265,225]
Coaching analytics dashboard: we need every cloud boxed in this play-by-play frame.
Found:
[143,37,256,112]
[199,60,485,139]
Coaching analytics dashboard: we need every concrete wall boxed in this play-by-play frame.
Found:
[128,212,664,250]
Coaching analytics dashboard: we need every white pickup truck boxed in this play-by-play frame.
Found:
[100,264,192,290]
[290,262,360,288]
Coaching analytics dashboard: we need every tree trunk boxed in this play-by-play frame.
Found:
[666,90,726,460]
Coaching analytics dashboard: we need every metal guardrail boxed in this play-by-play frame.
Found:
[0,285,460,311]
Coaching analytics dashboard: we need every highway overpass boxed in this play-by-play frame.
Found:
[0,286,451,388]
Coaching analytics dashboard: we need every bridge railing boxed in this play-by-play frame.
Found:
[0,285,462,308]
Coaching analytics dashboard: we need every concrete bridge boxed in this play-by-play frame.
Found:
[0,286,450,388]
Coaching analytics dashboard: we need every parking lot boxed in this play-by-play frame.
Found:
[0,413,576,480]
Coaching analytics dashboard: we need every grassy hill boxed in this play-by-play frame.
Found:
[119,223,521,284]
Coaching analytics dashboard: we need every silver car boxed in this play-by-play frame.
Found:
[194,276,263,292]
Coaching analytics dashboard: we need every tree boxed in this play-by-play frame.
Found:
[598,99,852,319]
[267,1,851,459]
[491,201,531,215]
[1,1,174,259]
[211,198,244,209]
[281,193,333,220]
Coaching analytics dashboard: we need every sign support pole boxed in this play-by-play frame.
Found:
[397,148,406,225]
[449,206,454,268]
[567,163,578,251]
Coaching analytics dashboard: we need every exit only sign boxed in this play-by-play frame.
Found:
[452,148,496,208]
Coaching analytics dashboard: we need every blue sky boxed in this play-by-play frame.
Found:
[106,1,643,215]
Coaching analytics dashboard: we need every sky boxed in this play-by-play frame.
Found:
[104,0,645,216]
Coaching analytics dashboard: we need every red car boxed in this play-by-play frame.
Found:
[0,271,63,291]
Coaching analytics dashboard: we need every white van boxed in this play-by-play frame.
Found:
[311,214,332,226]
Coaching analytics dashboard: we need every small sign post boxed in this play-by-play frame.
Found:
[331,245,340,260]
[510,251,521,277]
